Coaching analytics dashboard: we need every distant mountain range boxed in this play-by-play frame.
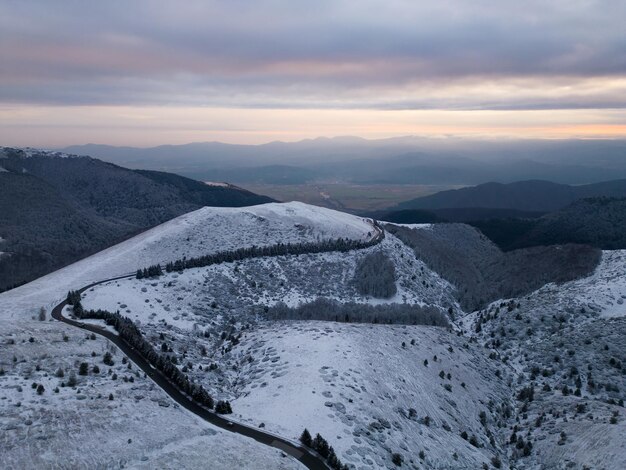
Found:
[0,147,272,291]
[60,137,626,185]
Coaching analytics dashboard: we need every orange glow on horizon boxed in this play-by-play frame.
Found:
[0,104,624,147]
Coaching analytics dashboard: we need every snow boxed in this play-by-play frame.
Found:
[528,250,626,319]
[0,316,303,470]
[204,181,231,187]
[3,196,625,469]
[0,201,374,319]
[1,147,73,159]
[0,201,376,469]
[458,250,626,470]
[232,321,509,469]
[80,232,458,330]
[0,166,7,172]
[385,223,433,230]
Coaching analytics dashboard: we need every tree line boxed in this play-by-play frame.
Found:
[136,221,384,277]
[266,297,450,327]
[136,264,163,279]
[66,290,220,412]
[300,428,349,470]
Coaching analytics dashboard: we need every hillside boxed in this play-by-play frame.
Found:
[395,179,626,212]
[1,201,624,469]
[526,197,626,248]
[386,223,600,311]
[0,147,272,291]
[459,250,626,470]
[471,197,626,251]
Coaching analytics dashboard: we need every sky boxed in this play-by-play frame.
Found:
[0,0,625,147]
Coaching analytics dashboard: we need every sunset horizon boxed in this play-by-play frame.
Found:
[1,1,624,147]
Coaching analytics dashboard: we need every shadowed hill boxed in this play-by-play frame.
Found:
[386,223,600,311]
[472,197,626,251]
[0,147,273,291]
[395,179,626,212]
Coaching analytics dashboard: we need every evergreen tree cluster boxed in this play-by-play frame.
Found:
[353,251,397,298]
[136,221,384,276]
[215,400,233,414]
[267,297,449,327]
[300,428,349,470]
[71,305,215,410]
[136,264,163,279]
[66,290,81,306]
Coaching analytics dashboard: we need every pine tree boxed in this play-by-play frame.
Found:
[67,371,77,387]
[392,453,403,466]
[78,362,89,376]
[300,428,312,447]
[216,400,233,414]
[312,433,330,458]
[103,351,114,366]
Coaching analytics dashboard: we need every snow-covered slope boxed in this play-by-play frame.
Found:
[233,322,510,469]
[80,232,457,329]
[0,201,375,470]
[0,201,374,318]
[3,200,625,470]
[0,319,303,470]
[545,250,626,318]
[458,250,626,470]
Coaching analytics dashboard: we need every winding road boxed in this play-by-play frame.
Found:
[52,276,330,470]
[51,222,385,469]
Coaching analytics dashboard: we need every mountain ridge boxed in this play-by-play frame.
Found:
[395,179,626,212]
[0,147,273,291]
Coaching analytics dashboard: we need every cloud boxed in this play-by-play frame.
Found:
[0,0,625,111]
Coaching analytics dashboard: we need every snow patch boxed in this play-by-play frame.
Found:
[530,250,626,318]
[386,222,433,230]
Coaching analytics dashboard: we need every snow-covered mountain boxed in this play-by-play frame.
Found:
[1,201,624,469]
[0,146,273,292]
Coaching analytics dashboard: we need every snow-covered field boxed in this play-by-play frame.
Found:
[0,317,303,469]
[232,321,510,469]
[80,291,509,469]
